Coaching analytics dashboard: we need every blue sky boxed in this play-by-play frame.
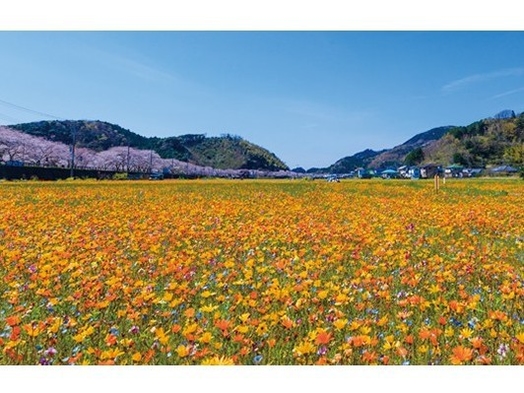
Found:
[1,31,524,169]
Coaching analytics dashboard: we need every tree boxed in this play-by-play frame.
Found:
[404,147,424,166]
[503,143,524,166]
[452,152,468,166]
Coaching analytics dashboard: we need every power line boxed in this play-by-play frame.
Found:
[0,111,21,124]
[0,98,64,121]
[0,97,78,177]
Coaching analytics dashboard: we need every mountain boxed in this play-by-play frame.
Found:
[493,109,516,120]
[325,149,385,173]
[9,120,288,171]
[322,126,453,173]
[326,110,523,172]
[422,115,523,168]
[366,126,454,169]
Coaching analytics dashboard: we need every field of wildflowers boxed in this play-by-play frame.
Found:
[0,178,522,365]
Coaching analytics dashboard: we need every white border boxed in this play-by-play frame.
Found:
[1,1,523,30]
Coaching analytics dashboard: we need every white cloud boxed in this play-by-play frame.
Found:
[490,86,524,100]
[441,68,524,93]
[85,48,178,83]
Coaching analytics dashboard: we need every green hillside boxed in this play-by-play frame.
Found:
[422,115,523,168]
[325,113,523,172]
[10,120,289,171]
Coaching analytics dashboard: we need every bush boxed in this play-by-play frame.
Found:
[112,172,128,180]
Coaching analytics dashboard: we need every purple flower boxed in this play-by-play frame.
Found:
[497,343,509,358]
[44,347,57,357]
[129,325,139,334]
[317,345,328,356]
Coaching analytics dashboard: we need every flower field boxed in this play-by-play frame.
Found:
[0,178,522,365]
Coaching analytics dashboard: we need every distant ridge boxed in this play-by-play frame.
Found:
[9,120,289,171]
[324,110,523,172]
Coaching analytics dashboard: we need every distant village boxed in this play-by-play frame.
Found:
[316,163,520,182]
[0,125,521,181]
[1,156,521,181]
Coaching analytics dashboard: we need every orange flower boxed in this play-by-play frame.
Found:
[10,325,21,341]
[6,315,21,327]
[361,351,377,363]
[450,345,473,365]
[470,337,484,349]
[419,328,432,340]
[281,316,295,329]
[396,346,409,358]
[184,308,195,318]
[105,333,118,346]
[475,355,492,365]
[349,335,371,347]
[315,330,333,345]
[214,319,231,331]
[22,323,41,338]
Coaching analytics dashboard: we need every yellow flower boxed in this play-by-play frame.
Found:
[182,323,198,337]
[201,304,218,313]
[239,313,250,323]
[459,327,474,339]
[359,325,372,335]
[100,348,125,360]
[236,325,250,334]
[201,356,235,365]
[294,341,316,356]
[417,345,429,354]
[49,317,63,334]
[201,290,215,299]
[73,326,95,343]
[155,327,169,345]
[333,318,347,330]
[349,321,362,331]
[515,332,524,344]
[176,345,190,358]
[198,331,213,344]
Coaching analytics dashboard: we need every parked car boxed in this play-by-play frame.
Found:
[149,173,164,180]
[326,175,340,182]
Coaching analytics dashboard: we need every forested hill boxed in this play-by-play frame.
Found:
[322,110,524,173]
[9,120,289,171]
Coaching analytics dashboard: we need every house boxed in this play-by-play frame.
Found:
[420,164,440,179]
[463,168,483,177]
[445,164,464,178]
[490,165,518,176]
[397,165,409,179]
[380,169,398,179]
[408,167,421,179]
